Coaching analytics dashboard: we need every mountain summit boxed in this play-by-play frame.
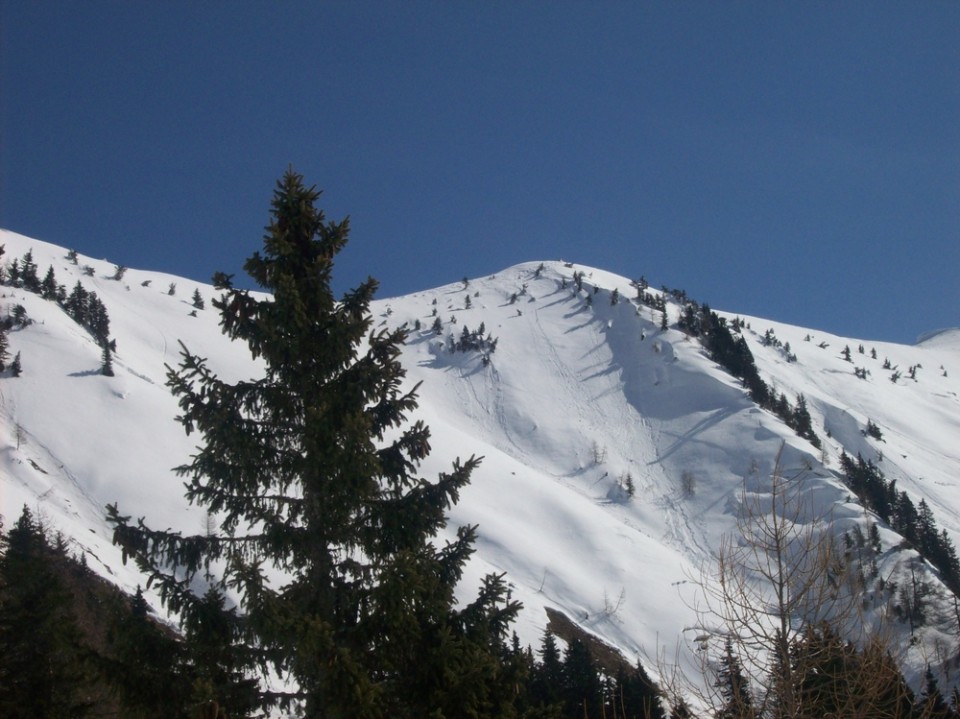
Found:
[1,226,958,704]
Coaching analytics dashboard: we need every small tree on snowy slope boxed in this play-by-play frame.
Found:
[107,170,522,717]
[0,326,8,371]
[100,343,114,376]
[715,638,753,719]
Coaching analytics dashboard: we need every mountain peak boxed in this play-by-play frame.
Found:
[2,229,958,696]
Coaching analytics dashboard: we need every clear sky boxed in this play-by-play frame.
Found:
[1,2,957,344]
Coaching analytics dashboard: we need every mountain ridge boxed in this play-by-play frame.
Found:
[1,228,958,696]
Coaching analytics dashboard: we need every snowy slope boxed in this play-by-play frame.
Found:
[1,229,958,693]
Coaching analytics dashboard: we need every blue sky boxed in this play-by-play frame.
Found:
[1,2,957,344]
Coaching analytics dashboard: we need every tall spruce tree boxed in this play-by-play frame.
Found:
[107,170,521,718]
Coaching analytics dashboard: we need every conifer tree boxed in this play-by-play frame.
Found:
[715,638,753,719]
[107,170,521,717]
[0,506,92,718]
[104,587,190,719]
[12,304,28,327]
[180,586,258,717]
[101,343,114,376]
[19,249,40,292]
[919,666,953,719]
[531,630,563,710]
[41,265,60,300]
[561,638,603,719]
[0,325,8,371]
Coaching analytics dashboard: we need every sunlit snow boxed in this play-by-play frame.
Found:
[1,229,958,693]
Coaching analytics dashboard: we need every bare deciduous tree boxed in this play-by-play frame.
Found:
[664,443,921,719]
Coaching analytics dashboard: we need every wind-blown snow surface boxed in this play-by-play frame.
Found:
[2,228,959,694]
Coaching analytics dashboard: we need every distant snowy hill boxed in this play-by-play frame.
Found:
[2,228,958,694]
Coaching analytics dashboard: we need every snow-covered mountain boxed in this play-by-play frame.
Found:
[2,228,958,694]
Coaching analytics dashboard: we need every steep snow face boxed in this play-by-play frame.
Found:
[1,230,958,691]
[732,314,960,534]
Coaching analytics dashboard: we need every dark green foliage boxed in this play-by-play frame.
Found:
[180,587,259,717]
[526,628,665,719]
[631,276,648,299]
[41,265,60,300]
[65,280,89,321]
[561,638,604,718]
[12,303,28,328]
[10,351,21,377]
[674,302,822,448]
[18,249,40,291]
[454,323,498,355]
[715,638,752,719]
[0,324,8,371]
[531,631,564,710]
[0,507,93,718]
[784,624,917,719]
[611,660,664,719]
[192,288,205,309]
[716,314,819,447]
[919,666,956,719]
[677,303,701,336]
[839,452,960,593]
[790,394,818,446]
[0,512,241,719]
[6,258,19,285]
[64,281,111,346]
[101,342,114,376]
[107,170,522,717]
[865,419,883,440]
[103,587,191,719]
